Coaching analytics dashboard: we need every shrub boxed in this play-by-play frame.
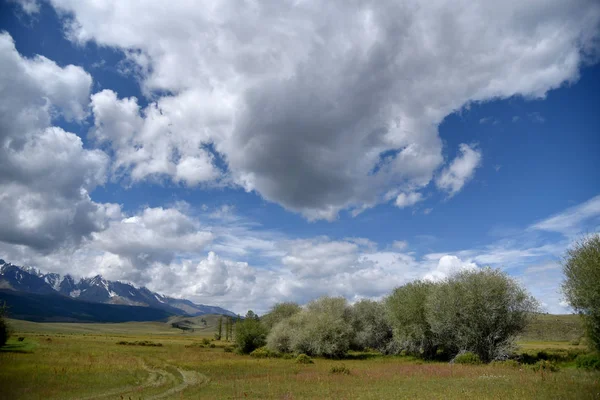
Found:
[261,302,302,331]
[235,317,268,354]
[202,338,211,345]
[267,296,354,358]
[0,302,11,348]
[575,353,600,370]
[17,337,25,342]
[570,338,581,346]
[295,354,313,364]
[386,281,439,359]
[453,351,482,365]
[329,364,351,375]
[562,235,600,352]
[209,343,216,348]
[531,360,559,373]
[350,299,396,354]
[250,347,281,358]
[223,346,234,353]
[427,268,539,362]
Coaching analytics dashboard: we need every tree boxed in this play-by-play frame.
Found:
[215,316,223,340]
[350,299,397,354]
[261,302,302,331]
[426,268,538,362]
[225,317,231,341]
[235,313,268,353]
[385,281,439,359]
[266,296,354,358]
[562,234,600,352]
[0,301,10,348]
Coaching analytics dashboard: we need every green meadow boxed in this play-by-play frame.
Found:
[0,315,598,400]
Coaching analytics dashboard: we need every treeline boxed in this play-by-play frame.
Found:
[234,267,539,363]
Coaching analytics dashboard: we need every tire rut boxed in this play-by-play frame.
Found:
[77,359,208,400]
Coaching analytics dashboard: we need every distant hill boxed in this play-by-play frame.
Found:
[0,258,236,319]
[0,289,172,323]
[167,314,238,333]
[521,314,584,342]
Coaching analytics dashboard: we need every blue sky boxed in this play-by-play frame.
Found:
[0,0,599,313]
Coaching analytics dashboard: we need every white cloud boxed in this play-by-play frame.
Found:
[0,32,112,251]
[424,255,478,282]
[530,194,600,234]
[395,192,424,208]
[90,89,223,186]
[10,0,40,15]
[46,0,600,219]
[436,144,482,196]
[392,240,408,250]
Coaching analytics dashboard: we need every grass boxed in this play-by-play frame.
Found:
[0,316,598,399]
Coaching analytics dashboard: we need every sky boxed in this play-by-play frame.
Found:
[0,0,599,314]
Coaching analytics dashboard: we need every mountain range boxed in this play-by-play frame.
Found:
[0,258,236,321]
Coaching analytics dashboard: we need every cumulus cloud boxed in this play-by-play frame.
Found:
[46,0,600,219]
[90,89,223,186]
[0,32,112,251]
[424,255,478,281]
[89,207,214,283]
[436,144,482,196]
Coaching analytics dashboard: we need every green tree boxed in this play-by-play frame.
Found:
[235,313,268,353]
[0,301,10,348]
[215,316,223,340]
[350,299,397,354]
[261,302,302,331]
[562,234,600,352]
[385,281,439,359]
[426,268,538,362]
[267,296,354,358]
[225,317,231,341]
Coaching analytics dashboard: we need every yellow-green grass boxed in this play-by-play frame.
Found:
[1,324,599,399]
[521,314,584,342]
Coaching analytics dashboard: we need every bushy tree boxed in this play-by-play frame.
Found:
[385,281,439,359]
[261,302,302,331]
[350,299,397,354]
[235,313,268,354]
[562,235,600,352]
[426,268,538,362]
[266,296,354,358]
[0,302,10,348]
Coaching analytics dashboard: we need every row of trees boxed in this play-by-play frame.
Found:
[232,234,599,360]
[232,267,539,362]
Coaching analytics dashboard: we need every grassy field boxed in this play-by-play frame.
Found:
[0,316,599,399]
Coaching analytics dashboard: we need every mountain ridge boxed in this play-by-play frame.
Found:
[0,258,236,318]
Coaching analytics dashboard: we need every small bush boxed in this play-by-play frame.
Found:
[329,364,351,375]
[295,354,313,364]
[250,347,270,358]
[202,338,211,345]
[282,353,294,360]
[453,352,482,365]
[570,338,580,346]
[575,353,600,370]
[17,337,25,342]
[531,360,559,373]
[116,340,162,347]
[223,346,234,353]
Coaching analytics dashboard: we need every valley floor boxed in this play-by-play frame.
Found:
[0,319,598,399]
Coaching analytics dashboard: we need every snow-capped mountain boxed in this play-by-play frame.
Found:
[0,259,236,317]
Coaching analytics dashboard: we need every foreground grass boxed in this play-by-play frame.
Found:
[1,321,599,399]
